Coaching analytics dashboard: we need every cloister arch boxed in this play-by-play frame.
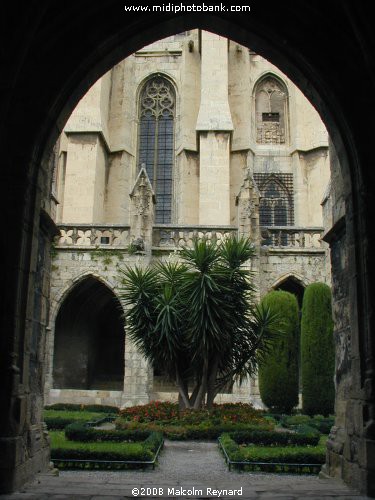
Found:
[272,274,307,309]
[0,3,374,496]
[52,276,124,391]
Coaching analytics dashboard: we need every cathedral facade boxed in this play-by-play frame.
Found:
[45,30,331,408]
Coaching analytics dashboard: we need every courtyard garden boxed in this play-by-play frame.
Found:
[43,237,335,473]
[44,402,333,473]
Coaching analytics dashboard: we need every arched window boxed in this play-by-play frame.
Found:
[138,76,175,223]
[254,173,294,226]
[255,76,288,144]
[254,173,294,244]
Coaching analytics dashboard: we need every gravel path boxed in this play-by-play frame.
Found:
[0,440,369,499]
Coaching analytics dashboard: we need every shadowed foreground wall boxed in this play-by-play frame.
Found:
[0,1,374,495]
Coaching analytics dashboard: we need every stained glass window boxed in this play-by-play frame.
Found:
[254,173,294,245]
[138,77,175,223]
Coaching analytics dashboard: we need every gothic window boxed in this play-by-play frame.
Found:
[255,76,287,144]
[254,173,294,244]
[138,76,175,224]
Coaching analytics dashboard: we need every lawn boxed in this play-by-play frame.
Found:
[50,430,146,456]
[44,410,106,421]
[44,409,108,429]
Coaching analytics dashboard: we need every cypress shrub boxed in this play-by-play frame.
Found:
[301,282,334,416]
[258,290,299,414]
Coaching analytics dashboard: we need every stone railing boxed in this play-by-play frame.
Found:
[153,225,238,249]
[55,223,323,251]
[261,226,324,249]
[55,224,131,248]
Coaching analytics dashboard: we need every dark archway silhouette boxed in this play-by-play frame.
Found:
[1,3,375,496]
[274,277,305,309]
[53,277,124,391]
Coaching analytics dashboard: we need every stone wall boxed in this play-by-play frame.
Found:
[321,139,375,494]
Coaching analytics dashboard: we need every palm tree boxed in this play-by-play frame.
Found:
[118,236,278,409]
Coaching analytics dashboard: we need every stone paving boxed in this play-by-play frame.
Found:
[0,441,370,499]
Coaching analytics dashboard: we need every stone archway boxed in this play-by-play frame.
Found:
[273,275,307,309]
[0,4,374,495]
[52,276,124,392]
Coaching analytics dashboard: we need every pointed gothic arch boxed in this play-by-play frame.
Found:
[137,74,176,223]
[2,6,375,495]
[272,274,306,309]
[254,74,289,144]
[53,276,125,390]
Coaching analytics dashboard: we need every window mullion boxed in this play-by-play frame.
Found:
[153,117,159,193]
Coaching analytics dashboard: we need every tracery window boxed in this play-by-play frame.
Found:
[255,76,287,144]
[254,173,294,244]
[138,76,175,223]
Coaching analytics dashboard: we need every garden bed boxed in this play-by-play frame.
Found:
[44,403,119,430]
[218,432,326,474]
[280,414,334,435]
[44,410,110,430]
[116,401,272,440]
[50,429,163,470]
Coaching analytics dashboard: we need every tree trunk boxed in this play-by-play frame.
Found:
[189,382,200,406]
[193,358,208,409]
[176,368,191,409]
[206,354,220,409]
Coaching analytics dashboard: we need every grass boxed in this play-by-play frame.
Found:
[49,430,163,465]
[239,435,327,463]
[50,431,145,454]
[44,410,105,421]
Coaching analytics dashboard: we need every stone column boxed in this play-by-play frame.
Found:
[196,32,233,225]
[121,336,150,408]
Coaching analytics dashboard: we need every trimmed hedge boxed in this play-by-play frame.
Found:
[281,414,334,435]
[219,433,326,465]
[44,410,106,430]
[301,283,335,416]
[65,422,151,442]
[228,428,320,446]
[258,291,300,413]
[45,404,118,414]
[50,430,163,462]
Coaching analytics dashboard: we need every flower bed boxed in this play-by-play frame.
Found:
[115,420,272,440]
[116,401,271,439]
[218,433,326,473]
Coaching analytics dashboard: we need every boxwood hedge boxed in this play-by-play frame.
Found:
[50,430,163,463]
[65,422,151,442]
[219,433,326,467]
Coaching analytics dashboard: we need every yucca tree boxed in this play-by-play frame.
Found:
[118,236,278,409]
